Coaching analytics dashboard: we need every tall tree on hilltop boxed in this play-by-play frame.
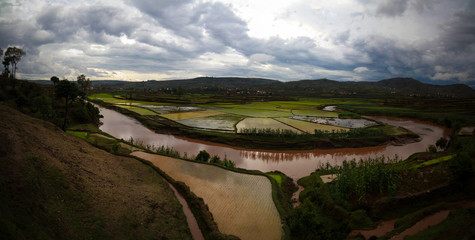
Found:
[50,76,59,86]
[77,74,91,96]
[55,79,84,131]
[4,47,26,79]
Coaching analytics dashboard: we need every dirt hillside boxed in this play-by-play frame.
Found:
[0,104,192,239]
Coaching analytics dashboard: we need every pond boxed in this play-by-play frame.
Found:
[98,107,449,181]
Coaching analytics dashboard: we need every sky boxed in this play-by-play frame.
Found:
[0,0,474,86]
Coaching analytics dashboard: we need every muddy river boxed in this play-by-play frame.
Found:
[98,107,449,180]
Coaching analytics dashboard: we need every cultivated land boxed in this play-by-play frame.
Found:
[90,93,417,150]
[132,152,283,240]
[0,104,192,240]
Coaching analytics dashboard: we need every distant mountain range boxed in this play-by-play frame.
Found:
[29,77,475,98]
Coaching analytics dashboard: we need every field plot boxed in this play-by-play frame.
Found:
[114,104,159,115]
[89,93,163,106]
[139,105,204,114]
[292,109,338,117]
[160,110,224,121]
[177,114,243,131]
[236,117,301,133]
[208,102,293,118]
[292,116,377,128]
[276,117,349,133]
[132,152,283,240]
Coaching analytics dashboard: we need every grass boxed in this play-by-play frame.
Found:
[268,173,283,188]
[413,155,456,169]
[276,117,349,134]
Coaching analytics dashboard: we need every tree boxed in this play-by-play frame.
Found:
[55,79,82,130]
[195,150,210,162]
[77,74,91,96]
[50,76,59,86]
[436,137,448,149]
[4,47,26,79]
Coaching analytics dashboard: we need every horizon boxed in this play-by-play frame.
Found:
[26,76,475,89]
[1,0,474,88]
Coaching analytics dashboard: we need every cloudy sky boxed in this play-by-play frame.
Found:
[0,0,474,86]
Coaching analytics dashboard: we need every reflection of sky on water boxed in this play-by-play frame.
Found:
[99,107,448,180]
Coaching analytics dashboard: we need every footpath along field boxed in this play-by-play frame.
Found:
[131,151,283,240]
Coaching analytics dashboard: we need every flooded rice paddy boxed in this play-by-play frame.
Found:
[291,115,377,128]
[99,107,449,181]
[276,117,349,133]
[132,152,283,240]
[236,117,301,133]
[176,114,242,131]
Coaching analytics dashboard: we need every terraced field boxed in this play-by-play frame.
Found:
[114,104,159,115]
[276,117,349,133]
[160,110,224,121]
[236,117,302,133]
[177,114,243,131]
[132,152,283,240]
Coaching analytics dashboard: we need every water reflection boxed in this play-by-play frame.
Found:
[99,107,449,180]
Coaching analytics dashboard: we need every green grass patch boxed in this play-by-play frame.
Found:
[268,173,283,188]
[413,155,456,169]
[66,130,87,139]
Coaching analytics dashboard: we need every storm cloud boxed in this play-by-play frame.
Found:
[0,0,473,85]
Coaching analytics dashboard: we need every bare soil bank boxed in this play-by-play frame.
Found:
[0,104,192,240]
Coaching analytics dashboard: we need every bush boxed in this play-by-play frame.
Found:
[195,150,210,162]
[428,144,437,153]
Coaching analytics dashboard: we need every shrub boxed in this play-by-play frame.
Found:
[195,150,210,162]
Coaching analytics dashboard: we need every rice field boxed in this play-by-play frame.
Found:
[236,118,301,133]
[291,116,377,128]
[89,93,164,106]
[292,109,338,118]
[131,151,283,240]
[177,114,243,131]
[160,110,224,121]
[139,105,205,114]
[218,107,292,118]
[114,104,159,115]
[276,117,349,134]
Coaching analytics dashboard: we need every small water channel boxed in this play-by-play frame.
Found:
[98,107,449,181]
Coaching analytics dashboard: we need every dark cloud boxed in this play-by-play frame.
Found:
[439,1,475,52]
[376,0,409,17]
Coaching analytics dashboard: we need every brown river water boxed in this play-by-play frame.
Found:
[98,107,449,181]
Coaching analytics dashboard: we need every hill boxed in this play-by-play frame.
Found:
[91,77,475,98]
[93,77,280,91]
[0,104,192,239]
